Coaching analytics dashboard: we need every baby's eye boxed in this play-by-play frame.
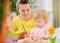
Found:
[39,21,41,22]
[27,9,29,11]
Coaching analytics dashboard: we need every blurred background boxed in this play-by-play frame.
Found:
[0,0,60,30]
[9,0,60,28]
[0,0,60,33]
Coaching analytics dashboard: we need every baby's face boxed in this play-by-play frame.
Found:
[35,18,46,28]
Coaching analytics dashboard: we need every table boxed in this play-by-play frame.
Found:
[16,38,60,43]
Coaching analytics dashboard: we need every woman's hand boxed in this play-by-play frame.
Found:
[19,32,29,39]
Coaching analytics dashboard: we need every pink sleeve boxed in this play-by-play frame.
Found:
[44,28,48,37]
[29,29,35,38]
[42,28,48,38]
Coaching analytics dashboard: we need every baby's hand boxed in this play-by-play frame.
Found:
[23,38,34,43]
[42,36,48,40]
[42,37,48,40]
[33,36,41,41]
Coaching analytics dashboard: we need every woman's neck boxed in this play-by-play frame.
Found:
[20,14,33,21]
[37,26,45,28]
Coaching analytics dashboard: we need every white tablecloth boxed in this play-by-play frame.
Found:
[16,38,60,43]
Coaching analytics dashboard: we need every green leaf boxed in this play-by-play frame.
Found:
[10,0,17,11]
[48,36,56,43]
[0,0,4,32]
[8,30,22,35]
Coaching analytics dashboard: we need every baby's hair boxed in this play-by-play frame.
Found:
[16,0,30,10]
[35,10,48,23]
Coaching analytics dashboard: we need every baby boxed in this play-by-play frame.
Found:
[29,10,48,40]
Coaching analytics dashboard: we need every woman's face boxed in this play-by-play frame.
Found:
[35,18,46,28]
[18,3,31,17]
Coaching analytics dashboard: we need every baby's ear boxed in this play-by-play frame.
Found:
[33,14,36,17]
[34,14,37,19]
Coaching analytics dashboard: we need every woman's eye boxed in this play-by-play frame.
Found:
[22,10,25,12]
[27,9,29,11]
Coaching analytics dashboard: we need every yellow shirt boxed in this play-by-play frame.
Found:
[12,15,36,34]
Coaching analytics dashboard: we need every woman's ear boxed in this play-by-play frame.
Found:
[16,8,19,13]
[16,6,19,11]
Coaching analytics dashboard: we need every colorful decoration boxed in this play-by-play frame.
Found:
[19,32,28,39]
[48,27,55,36]
[48,26,56,43]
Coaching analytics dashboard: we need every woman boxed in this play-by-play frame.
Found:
[12,0,36,39]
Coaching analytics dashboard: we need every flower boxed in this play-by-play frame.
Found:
[48,27,55,35]
[48,26,56,43]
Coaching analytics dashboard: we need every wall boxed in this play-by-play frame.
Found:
[40,0,54,27]
[33,0,54,27]
[53,0,59,27]
[59,0,60,27]
[36,0,60,27]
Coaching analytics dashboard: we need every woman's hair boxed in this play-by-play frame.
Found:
[35,10,48,23]
[16,0,30,9]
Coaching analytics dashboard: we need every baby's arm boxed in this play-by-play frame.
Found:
[42,28,48,40]
[33,36,41,41]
